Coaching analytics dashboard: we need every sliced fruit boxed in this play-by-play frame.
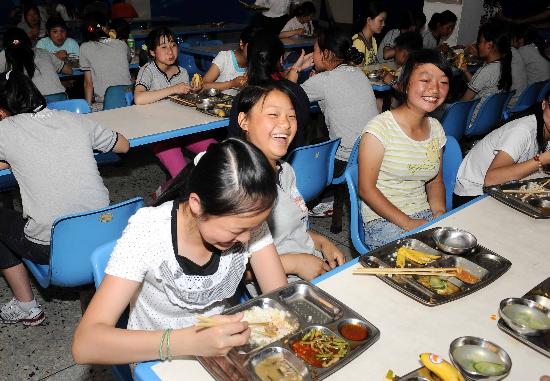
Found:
[473,361,506,375]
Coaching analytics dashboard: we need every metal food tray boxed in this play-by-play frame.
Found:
[396,366,444,381]
[359,228,512,306]
[484,176,550,219]
[497,277,550,358]
[198,280,380,381]
[168,93,201,107]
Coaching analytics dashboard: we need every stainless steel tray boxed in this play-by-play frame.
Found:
[497,277,550,358]
[198,280,380,380]
[396,366,443,381]
[359,228,512,306]
[169,93,233,118]
[484,177,550,219]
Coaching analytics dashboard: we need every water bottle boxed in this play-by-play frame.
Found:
[128,33,135,60]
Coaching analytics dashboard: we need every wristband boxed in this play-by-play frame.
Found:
[533,154,543,169]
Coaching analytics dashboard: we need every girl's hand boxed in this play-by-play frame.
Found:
[293,50,314,71]
[464,42,478,56]
[186,313,250,357]
[55,50,68,61]
[382,72,396,84]
[321,243,346,269]
[294,28,306,36]
[231,74,247,88]
[404,218,428,231]
[432,209,445,218]
[174,82,192,94]
[293,254,331,280]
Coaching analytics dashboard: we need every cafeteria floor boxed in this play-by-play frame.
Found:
[1,147,358,381]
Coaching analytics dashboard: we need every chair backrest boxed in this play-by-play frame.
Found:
[125,91,134,106]
[44,92,68,104]
[465,91,514,137]
[510,81,546,113]
[104,85,134,111]
[442,136,462,211]
[344,164,369,255]
[537,80,550,102]
[48,99,91,114]
[286,138,341,202]
[332,135,361,185]
[178,43,203,77]
[441,99,480,140]
[23,197,143,288]
[196,40,224,72]
[91,240,117,288]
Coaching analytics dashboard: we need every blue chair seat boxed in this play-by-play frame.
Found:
[465,91,514,138]
[508,81,546,116]
[104,85,134,111]
[441,99,480,141]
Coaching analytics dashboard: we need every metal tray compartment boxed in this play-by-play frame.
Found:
[484,177,550,219]
[198,281,381,381]
[360,228,512,306]
[396,366,444,381]
[498,277,550,358]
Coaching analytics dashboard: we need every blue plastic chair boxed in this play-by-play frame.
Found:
[537,80,550,102]
[104,85,134,111]
[507,81,546,116]
[22,197,143,288]
[91,240,132,381]
[125,91,134,106]
[195,39,223,72]
[0,168,17,194]
[465,91,515,138]
[48,99,91,114]
[286,139,341,202]
[179,43,203,77]
[442,136,463,211]
[440,99,480,141]
[332,136,361,185]
[344,164,369,255]
[44,92,68,104]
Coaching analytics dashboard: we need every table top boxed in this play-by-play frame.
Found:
[135,196,550,380]
[59,63,140,79]
[132,23,247,40]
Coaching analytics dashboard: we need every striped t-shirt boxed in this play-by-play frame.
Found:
[361,111,446,223]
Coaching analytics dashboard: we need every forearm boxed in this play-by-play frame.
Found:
[309,230,329,252]
[485,159,542,186]
[383,46,395,60]
[61,63,73,75]
[279,29,300,38]
[426,179,446,216]
[285,67,299,83]
[84,81,94,104]
[361,186,412,229]
[0,161,10,170]
[203,80,234,91]
[112,133,130,153]
[134,86,179,105]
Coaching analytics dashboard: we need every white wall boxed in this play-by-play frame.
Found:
[457,0,483,45]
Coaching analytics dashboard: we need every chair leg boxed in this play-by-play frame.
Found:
[79,286,95,314]
[330,185,345,234]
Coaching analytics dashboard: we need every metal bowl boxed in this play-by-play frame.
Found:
[525,295,550,309]
[432,227,477,255]
[196,98,213,110]
[449,336,512,381]
[204,88,220,97]
[499,297,550,336]
[366,72,379,80]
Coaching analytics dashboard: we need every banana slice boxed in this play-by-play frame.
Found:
[191,73,202,88]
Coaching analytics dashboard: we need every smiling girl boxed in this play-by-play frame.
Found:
[358,49,451,249]
[352,1,387,66]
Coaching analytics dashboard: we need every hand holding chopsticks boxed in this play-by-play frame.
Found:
[353,266,459,277]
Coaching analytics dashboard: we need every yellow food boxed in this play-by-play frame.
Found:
[395,247,440,267]
[191,73,202,88]
[420,353,465,381]
[215,109,226,117]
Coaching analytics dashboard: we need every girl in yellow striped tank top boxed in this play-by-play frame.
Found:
[358,49,452,249]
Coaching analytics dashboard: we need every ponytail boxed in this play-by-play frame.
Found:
[478,20,512,91]
[499,49,512,91]
[3,28,35,78]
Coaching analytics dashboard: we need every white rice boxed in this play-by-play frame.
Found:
[243,306,298,347]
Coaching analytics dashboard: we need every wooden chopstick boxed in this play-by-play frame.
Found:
[502,189,550,194]
[195,315,272,328]
[353,267,458,276]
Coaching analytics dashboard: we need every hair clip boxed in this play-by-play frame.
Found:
[87,25,94,33]
[33,104,45,113]
[193,151,206,166]
[141,44,148,51]
[5,70,11,80]
[11,39,20,46]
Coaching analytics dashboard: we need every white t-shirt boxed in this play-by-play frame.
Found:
[281,16,314,37]
[211,50,246,96]
[518,43,550,85]
[468,60,501,123]
[255,0,297,18]
[105,201,273,330]
[455,114,540,196]
[422,30,438,49]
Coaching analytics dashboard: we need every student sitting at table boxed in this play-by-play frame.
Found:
[512,25,550,85]
[279,1,316,39]
[458,20,512,125]
[422,11,457,50]
[17,4,46,45]
[377,10,418,65]
[235,84,346,295]
[202,26,255,96]
[0,70,130,326]
[79,12,132,111]
[352,1,387,66]
[72,138,287,364]
[134,27,216,192]
[454,89,550,207]
[359,49,450,249]
[36,16,80,61]
[0,27,72,98]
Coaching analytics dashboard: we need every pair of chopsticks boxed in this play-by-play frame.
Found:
[353,267,458,276]
[194,315,271,328]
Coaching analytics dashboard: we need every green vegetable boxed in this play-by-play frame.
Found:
[429,276,446,289]
[473,361,506,375]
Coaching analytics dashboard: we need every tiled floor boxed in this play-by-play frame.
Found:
[0,148,358,381]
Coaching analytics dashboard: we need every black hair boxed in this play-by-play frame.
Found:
[145,27,176,57]
[2,28,35,78]
[235,83,298,138]
[154,138,278,217]
[46,16,67,34]
[246,29,285,85]
[82,12,108,42]
[394,31,423,53]
[0,70,46,115]
[397,10,417,31]
[414,10,427,32]
[294,1,316,18]
[23,4,41,26]
[110,18,130,41]
[512,24,550,62]
[364,1,387,22]
[427,10,457,32]
[398,49,453,102]
[478,20,512,91]
[317,27,364,66]
[239,25,258,46]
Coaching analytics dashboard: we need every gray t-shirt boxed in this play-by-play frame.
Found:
[468,60,501,123]
[518,43,550,85]
[422,29,438,49]
[301,65,378,161]
[377,29,400,64]
[0,48,66,96]
[0,109,117,244]
[135,61,189,91]
[79,38,132,102]
[510,48,527,107]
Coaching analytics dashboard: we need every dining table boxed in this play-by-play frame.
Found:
[131,23,248,41]
[134,195,550,380]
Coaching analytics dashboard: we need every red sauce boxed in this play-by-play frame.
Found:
[339,323,368,341]
[291,341,325,368]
